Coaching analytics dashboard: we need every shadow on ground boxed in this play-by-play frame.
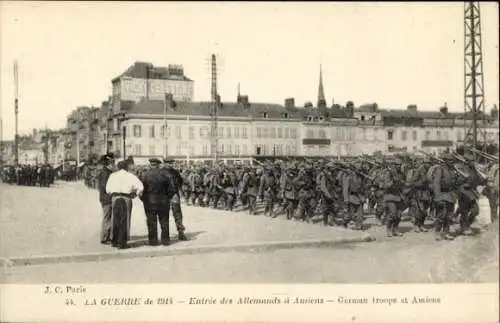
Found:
[128,231,206,249]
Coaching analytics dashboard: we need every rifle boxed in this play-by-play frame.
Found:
[470,148,499,162]
[336,160,375,182]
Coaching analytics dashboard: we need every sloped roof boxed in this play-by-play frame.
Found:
[126,98,353,120]
[112,61,193,82]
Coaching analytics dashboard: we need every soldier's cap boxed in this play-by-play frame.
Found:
[105,152,115,160]
[163,158,175,164]
[149,158,162,165]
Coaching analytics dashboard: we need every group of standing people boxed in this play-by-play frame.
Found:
[1,164,54,187]
[97,153,188,249]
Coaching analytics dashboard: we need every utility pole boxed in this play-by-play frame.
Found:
[209,54,219,166]
[14,61,19,166]
[463,1,487,161]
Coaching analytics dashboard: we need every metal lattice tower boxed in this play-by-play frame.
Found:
[463,1,487,159]
[209,54,219,165]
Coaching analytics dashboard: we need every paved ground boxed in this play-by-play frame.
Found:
[0,181,370,259]
[1,181,498,284]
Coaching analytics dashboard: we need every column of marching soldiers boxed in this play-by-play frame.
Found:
[2,149,498,241]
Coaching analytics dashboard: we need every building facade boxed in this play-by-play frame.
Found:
[111,62,194,113]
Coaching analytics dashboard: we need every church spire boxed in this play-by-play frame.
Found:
[317,64,326,108]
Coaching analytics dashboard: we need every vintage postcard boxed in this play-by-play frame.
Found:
[0,1,498,322]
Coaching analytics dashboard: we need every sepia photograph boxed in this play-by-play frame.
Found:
[0,1,499,321]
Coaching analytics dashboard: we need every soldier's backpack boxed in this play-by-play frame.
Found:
[203,173,212,187]
[426,164,441,183]
[264,173,275,189]
[192,173,202,187]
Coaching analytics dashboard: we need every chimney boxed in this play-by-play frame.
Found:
[165,93,175,109]
[491,104,499,119]
[439,103,448,116]
[239,95,249,108]
[285,98,295,109]
[407,104,417,112]
[344,101,355,118]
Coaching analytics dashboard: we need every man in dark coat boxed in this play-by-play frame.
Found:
[141,158,175,245]
[162,159,188,241]
[98,153,115,244]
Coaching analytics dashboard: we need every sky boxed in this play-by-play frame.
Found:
[1,1,498,140]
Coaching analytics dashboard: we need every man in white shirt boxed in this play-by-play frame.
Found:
[106,160,144,249]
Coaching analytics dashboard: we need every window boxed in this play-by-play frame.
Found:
[291,146,297,155]
[306,129,314,138]
[175,126,181,139]
[218,127,224,138]
[228,144,232,155]
[319,129,327,138]
[270,127,276,138]
[202,144,208,155]
[149,145,155,155]
[284,128,290,139]
[227,127,232,138]
[284,113,289,119]
[242,127,248,139]
[387,130,394,140]
[149,125,155,138]
[307,116,313,122]
[412,130,417,141]
[176,143,182,155]
[285,145,291,155]
[360,115,365,121]
[220,143,224,154]
[425,131,430,140]
[235,144,240,155]
[189,146,194,156]
[134,144,142,156]
[457,130,462,141]
[277,128,283,138]
[242,145,247,155]
[133,125,142,137]
[262,127,269,138]
[234,127,240,138]
[436,131,441,140]
[290,128,297,139]
[401,131,407,141]
[263,112,269,118]
[256,127,262,138]
[189,126,194,139]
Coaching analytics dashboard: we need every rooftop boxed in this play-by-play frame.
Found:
[112,61,193,83]
[123,98,352,120]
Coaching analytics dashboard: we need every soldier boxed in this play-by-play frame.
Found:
[141,158,175,246]
[258,165,277,217]
[431,154,457,241]
[406,156,432,232]
[281,164,299,220]
[162,159,188,241]
[241,167,260,215]
[317,162,336,226]
[484,160,499,222]
[98,153,115,245]
[341,161,365,230]
[454,153,484,235]
[379,160,405,237]
[295,164,317,222]
[222,167,238,211]
[190,167,206,206]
